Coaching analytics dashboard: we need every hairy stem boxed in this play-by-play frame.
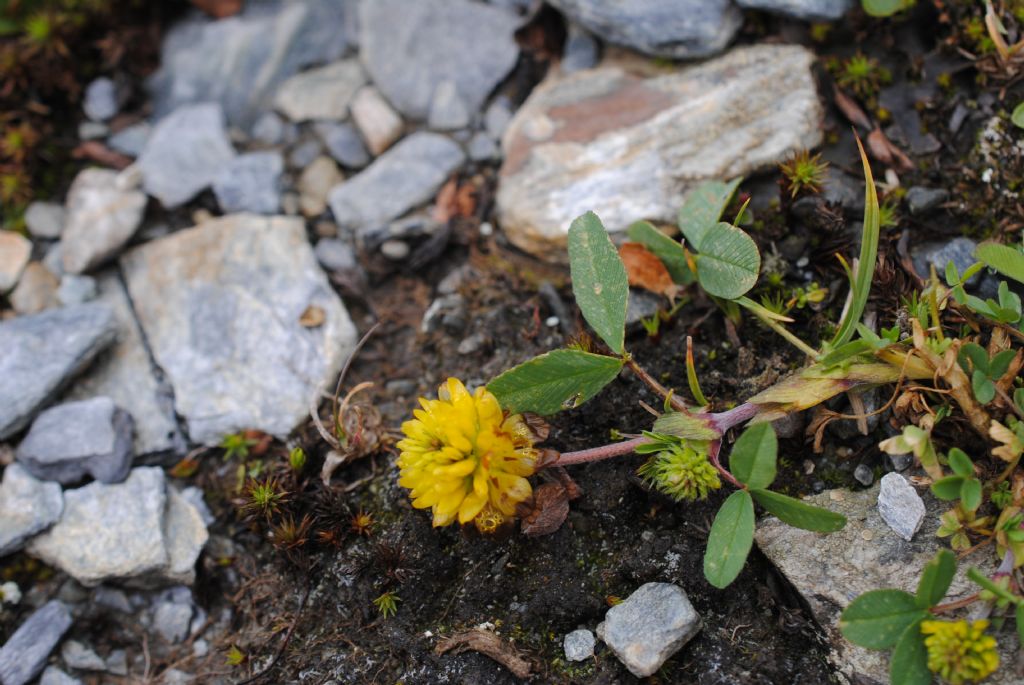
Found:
[554,436,652,467]
[707,440,744,489]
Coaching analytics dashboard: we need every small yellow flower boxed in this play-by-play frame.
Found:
[920,619,999,685]
[396,378,537,530]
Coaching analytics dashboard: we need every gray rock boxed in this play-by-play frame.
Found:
[83,78,118,122]
[484,97,513,141]
[626,289,663,326]
[905,186,948,215]
[562,23,599,73]
[380,239,410,261]
[563,628,595,661]
[822,169,864,213]
[421,294,467,334]
[428,80,472,131]
[60,168,147,274]
[27,467,207,587]
[596,582,701,677]
[120,214,357,444]
[735,0,853,20]
[497,45,822,259]
[274,59,366,122]
[40,666,82,685]
[16,397,134,485]
[61,641,105,671]
[888,453,914,471]
[105,650,127,676]
[877,472,925,541]
[360,0,520,120]
[756,484,1019,684]
[912,237,978,283]
[251,112,289,146]
[468,132,499,162]
[298,156,343,217]
[153,596,195,643]
[212,151,283,214]
[162,669,193,685]
[0,230,31,292]
[853,463,874,487]
[180,486,215,526]
[9,262,59,314]
[137,103,236,208]
[65,272,184,457]
[314,238,357,273]
[0,601,73,685]
[149,0,352,130]
[24,201,66,239]
[288,138,323,169]
[328,132,465,235]
[78,122,108,140]
[0,464,63,557]
[92,586,133,614]
[317,122,370,169]
[548,0,740,59]
[350,86,404,156]
[57,275,98,306]
[107,123,151,158]
[0,302,117,440]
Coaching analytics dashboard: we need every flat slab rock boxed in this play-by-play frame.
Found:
[0,600,72,685]
[756,484,1021,684]
[27,467,207,587]
[497,44,823,260]
[120,214,357,444]
[0,302,117,440]
[0,464,63,557]
[596,582,701,677]
[16,397,134,485]
[273,59,366,122]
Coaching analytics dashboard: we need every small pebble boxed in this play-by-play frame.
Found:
[545,316,559,327]
[877,472,925,541]
[853,464,874,487]
[563,628,596,662]
[380,239,410,261]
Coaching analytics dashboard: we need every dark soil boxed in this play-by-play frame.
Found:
[5,2,1024,684]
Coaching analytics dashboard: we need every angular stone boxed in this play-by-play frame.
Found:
[905,186,948,215]
[40,666,82,685]
[107,122,151,158]
[877,472,925,541]
[57,274,98,306]
[428,80,472,131]
[83,77,118,122]
[28,467,168,586]
[562,23,600,73]
[0,302,117,440]
[317,122,370,169]
[162,489,208,586]
[0,230,31,292]
[212,151,283,214]
[288,138,323,169]
[360,0,520,120]
[137,103,236,208]
[468,132,499,162]
[736,0,853,20]
[24,201,66,240]
[65,272,184,457]
[0,601,72,685]
[497,45,823,260]
[314,238,357,273]
[61,168,146,274]
[61,641,105,671]
[251,112,289,146]
[596,582,701,677]
[328,132,465,236]
[121,214,357,444]
[16,397,134,485]
[756,485,1019,684]
[548,0,739,59]
[149,0,352,130]
[299,157,344,218]
[563,628,595,661]
[153,594,195,643]
[9,262,59,315]
[0,464,63,557]
[274,59,366,122]
[350,86,404,156]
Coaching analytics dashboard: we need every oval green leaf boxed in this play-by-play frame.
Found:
[751,489,846,532]
[487,349,624,415]
[704,490,755,589]
[863,0,910,17]
[977,241,1024,285]
[567,212,629,355]
[890,622,932,685]
[1016,604,1024,648]
[915,549,956,609]
[678,178,742,249]
[1013,102,1024,130]
[728,423,777,490]
[839,589,928,650]
[960,477,983,512]
[626,220,694,285]
[930,475,965,501]
[947,448,974,479]
[694,223,761,300]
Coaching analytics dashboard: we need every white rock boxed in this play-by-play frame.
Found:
[563,628,595,661]
[274,59,366,122]
[24,202,66,239]
[0,231,31,292]
[350,86,404,156]
[877,472,925,541]
[0,464,63,557]
[61,168,147,274]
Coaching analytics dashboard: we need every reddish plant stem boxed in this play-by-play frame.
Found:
[711,402,760,434]
[626,358,690,413]
[554,436,651,466]
[706,439,744,489]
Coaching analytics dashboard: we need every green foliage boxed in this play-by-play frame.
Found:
[835,52,892,99]
[486,349,624,415]
[750,489,846,532]
[690,222,761,300]
[567,212,628,355]
[637,441,721,501]
[862,0,917,17]
[728,422,777,490]
[677,178,742,247]
[958,343,1015,405]
[915,549,956,609]
[626,220,693,285]
[779,150,828,198]
[221,432,258,461]
[1013,102,1024,129]
[373,591,400,618]
[977,241,1024,285]
[704,490,755,589]
[841,589,929,649]
[288,446,306,473]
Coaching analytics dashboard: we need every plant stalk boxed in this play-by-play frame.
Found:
[554,436,652,466]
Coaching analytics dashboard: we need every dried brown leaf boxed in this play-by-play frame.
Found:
[833,86,872,130]
[70,141,132,169]
[518,482,570,536]
[866,128,914,172]
[299,305,326,328]
[520,412,550,443]
[190,0,243,18]
[619,242,681,300]
[435,629,533,680]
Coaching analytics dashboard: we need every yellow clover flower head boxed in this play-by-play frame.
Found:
[396,378,537,532]
[920,619,999,685]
